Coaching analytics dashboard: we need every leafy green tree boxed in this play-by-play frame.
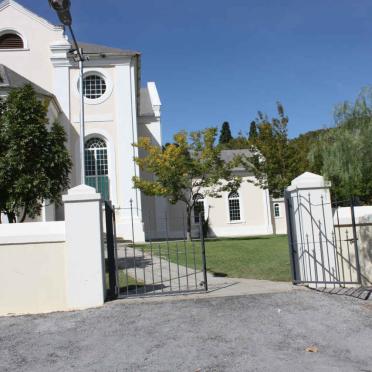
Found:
[133,128,241,239]
[309,89,372,203]
[242,103,297,197]
[248,121,257,142]
[227,130,250,149]
[0,84,72,222]
[218,121,233,144]
[290,128,327,176]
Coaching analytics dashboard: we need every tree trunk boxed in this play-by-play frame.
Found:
[20,206,27,223]
[186,206,192,241]
[6,211,16,223]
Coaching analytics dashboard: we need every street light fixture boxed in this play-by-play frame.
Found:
[48,0,72,26]
[49,0,86,185]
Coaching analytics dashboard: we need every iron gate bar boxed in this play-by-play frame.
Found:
[192,242,198,289]
[308,193,318,283]
[200,213,208,292]
[150,243,155,292]
[350,197,362,284]
[184,239,189,290]
[285,193,298,283]
[321,196,332,282]
[335,204,346,284]
[158,243,164,293]
[105,201,118,300]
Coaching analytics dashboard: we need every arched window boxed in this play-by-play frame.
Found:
[193,194,205,224]
[274,203,280,218]
[84,137,110,200]
[0,33,24,49]
[228,192,241,221]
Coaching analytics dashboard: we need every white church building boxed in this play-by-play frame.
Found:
[0,0,167,240]
[0,0,286,241]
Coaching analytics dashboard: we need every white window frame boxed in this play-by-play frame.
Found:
[274,203,281,218]
[193,194,206,225]
[74,68,113,105]
[226,191,245,224]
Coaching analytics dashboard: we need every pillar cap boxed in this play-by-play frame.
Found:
[287,172,331,191]
[63,184,102,202]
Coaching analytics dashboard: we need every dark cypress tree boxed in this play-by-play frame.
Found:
[248,121,258,142]
[219,121,233,144]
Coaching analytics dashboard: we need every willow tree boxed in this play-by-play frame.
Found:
[133,128,241,239]
[309,88,372,203]
[0,84,72,222]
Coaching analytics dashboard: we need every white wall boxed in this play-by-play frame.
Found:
[0,185,106,316]
[0,241,67,315]
[334,207,372,286]
[272,198,287,235]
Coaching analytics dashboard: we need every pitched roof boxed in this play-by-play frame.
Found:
[220,149,253,172]
[0,64,53,97]
[220,149,253,162]
[77,42,140,57]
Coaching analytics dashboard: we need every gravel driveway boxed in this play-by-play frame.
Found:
[0,290,371,372]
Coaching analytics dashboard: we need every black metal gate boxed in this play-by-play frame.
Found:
[104,207,208,299]
[285,193,362,287]
[105,201,119,300]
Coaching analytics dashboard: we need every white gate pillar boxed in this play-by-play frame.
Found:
[286,172,337,287]
[63,184,106,310]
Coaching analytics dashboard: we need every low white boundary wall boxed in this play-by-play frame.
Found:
[0,185,106,316]
[0,221,65,244]
[334,207,372,287]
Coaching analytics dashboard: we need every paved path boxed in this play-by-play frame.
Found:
[116,243,233,295]
[1,290,371,371]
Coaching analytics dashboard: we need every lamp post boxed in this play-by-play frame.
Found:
[49,0,86,185]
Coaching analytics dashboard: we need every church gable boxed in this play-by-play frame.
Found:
[0,0,63,32]
[0,0,67,91]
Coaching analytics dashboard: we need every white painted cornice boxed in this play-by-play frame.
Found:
[0,0,63,32]
[50,39,72,67]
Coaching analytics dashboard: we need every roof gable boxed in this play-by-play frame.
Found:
[0,0,63,32]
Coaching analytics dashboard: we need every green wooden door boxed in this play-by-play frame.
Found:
[84,138,110,201]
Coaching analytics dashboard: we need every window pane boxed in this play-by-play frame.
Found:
[229,198,241,221]
[274,204,280,217]
[194,200,205,224]
[83,75,106,99]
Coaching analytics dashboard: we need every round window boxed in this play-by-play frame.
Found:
[82,74,107,99]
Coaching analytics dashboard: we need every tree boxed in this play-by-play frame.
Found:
[0,84,72,222]
[218,121,233,144]
[248,121,257,142]
[290,128,327,176]
[242,102,297,197]
[309,88,372,203]
[133,128,241,240]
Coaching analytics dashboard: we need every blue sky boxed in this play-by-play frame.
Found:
[20,0,372,142]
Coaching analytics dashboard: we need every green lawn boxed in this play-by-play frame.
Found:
[137,235,291,282]
[105,263,143,292]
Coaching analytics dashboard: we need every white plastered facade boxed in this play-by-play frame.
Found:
[0,0,285,241]
[0,0,164,240]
